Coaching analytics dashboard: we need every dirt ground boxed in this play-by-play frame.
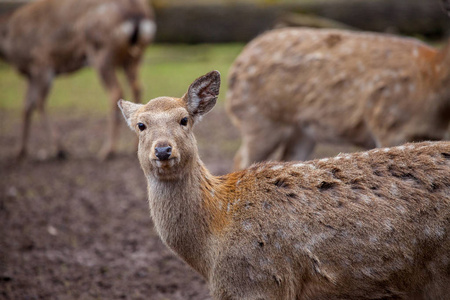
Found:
[0,107,353,300]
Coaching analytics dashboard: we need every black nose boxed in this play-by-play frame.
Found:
[155,146,172,161]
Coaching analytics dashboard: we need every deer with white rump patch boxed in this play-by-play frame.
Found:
[226,28,450,170]
[0,0,155,160]
[119,71,450,299]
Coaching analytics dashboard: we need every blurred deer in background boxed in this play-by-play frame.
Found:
[0,0,156,160]
[226,28,450,170]
[119,70,450,299]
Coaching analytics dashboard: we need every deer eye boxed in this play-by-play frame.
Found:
[137,122,146,131]
[180,117,188,126]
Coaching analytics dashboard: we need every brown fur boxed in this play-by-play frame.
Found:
[119,71,450,300]
[0,0,155,160]
[226,28,450,170]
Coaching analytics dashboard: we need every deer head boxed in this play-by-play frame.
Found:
[118,71,220,180]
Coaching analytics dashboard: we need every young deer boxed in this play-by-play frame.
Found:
[119,71,450,300]
[226,28,450,170]
[0,0,155,160]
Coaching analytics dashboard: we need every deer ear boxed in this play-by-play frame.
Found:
[185,70,220,120]
[118,99,143,130]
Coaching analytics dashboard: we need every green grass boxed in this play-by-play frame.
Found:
[0,43,244,114]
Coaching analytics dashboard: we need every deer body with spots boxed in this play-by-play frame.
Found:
[119,71,450,300]
[226,28,450,170]
[0,0,155,159]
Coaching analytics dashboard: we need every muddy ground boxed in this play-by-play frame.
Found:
[0,107,354,300]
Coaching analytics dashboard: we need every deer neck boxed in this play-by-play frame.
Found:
[146,156,223,277]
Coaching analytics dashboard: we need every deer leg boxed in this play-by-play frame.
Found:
[123,58,142,104]
[95,56,123,160]
[233,122,291,170]
[18,74,53,160]
[123,58,143,152]
[35,82,67,159]
[281,128,316,162]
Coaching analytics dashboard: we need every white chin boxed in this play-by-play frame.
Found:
[155,159,176,168]
[152,158,181,178]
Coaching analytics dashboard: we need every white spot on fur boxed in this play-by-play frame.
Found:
[342,47,353,55]
[424,225,445,238]
[390,183,399,197]
[96,3,112,16]
[319,158,329,163]
[384,219,393,231]
[273,52,282,61]
[140,20,156,42]
[247,65,257,75]
[252,46,263,55]
[292,163,305,168]
[271,165,283,171]
[305,232,332,251]
[360,195,371,204]
[397,145,406,151]
[306,53,324,61]
[362,267,376,278]
[383,148,390,152]
[396,205,406,214]
[120,21,134,36]
[242,220,252,231]
[256,165,266,173]
[259,257,272,267]
[274,242,281,250]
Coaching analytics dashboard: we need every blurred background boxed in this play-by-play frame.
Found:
[0,0,449,299]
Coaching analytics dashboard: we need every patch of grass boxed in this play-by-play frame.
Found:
[142,43,243,105]
[0,43,244,114]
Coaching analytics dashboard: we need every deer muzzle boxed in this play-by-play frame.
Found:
[155,145,172,161]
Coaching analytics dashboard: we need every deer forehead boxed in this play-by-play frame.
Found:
[142,96,185,111]
[139,108,188,125]
[138,97,188,120]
